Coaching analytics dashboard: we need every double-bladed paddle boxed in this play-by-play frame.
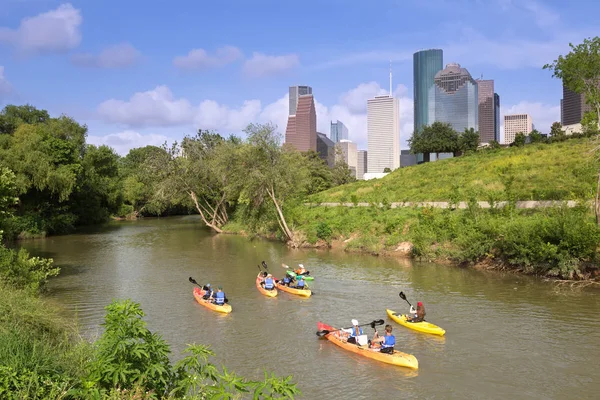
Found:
[399,291,413,308]
[281,263,311,276]
[316,319,384,337]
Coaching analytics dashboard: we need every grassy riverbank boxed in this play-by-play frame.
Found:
[225,138,600,280]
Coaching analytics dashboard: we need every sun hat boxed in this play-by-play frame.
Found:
[351,319,359,326]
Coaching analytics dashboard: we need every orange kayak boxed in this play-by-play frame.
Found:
[193,287,232,314]
[276,280,312,297]
[316,322,418,369]
[256,274,278,297]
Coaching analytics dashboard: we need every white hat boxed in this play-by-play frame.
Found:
[299,264,304,268]
[351,319,358,326]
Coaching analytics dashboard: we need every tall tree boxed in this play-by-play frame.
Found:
[512,132,527,147]
[528,129,545,143]
[549,122,566,142]
[408,122,459,158]
[458,127,480,153]
[239,123,309,242]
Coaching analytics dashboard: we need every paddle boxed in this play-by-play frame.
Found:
[188,277,229,304]
[399,291,413,308]
[282,263,310,276]
[316,319,384,337]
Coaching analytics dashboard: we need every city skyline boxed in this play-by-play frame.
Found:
[0,0,597,155]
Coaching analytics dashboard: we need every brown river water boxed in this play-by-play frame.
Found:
[21,216,600,399]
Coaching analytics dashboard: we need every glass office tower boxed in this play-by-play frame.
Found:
[413,49,443,135]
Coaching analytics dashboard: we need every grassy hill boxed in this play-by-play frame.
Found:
[309,138,598,203]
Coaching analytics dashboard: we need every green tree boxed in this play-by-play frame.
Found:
[581,111,599,136]
[0,167,17,218]
[239,123,309,241]
[0,104,50,135]
[549,122,566,142]
[408,122,459,158]
[528,129,545,143]
[512,132,527,147]
[383,167,392,173]
[331,146,356,185]
[544,36,600,130]
[458,127,480,153]
[302,150,333,194]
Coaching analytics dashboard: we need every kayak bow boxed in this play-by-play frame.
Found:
[256,273,278,297]
[386,309,445,336]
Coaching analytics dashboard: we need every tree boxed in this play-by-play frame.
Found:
[549,122,566,142]
[331,146,356,185]
[0,104,50,135]
[383,167,392,173]
[512,132,527,147]
[408,122,459,158]
[302,150,333,194]
[528,129,545,143]
[458,127,480,153]
[581,111,599,136]
[544,37,600,130]
[238,123,309,242]
[488,140,501,149]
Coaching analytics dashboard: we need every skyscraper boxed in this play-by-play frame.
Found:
[357,150,367,180]
[289,86,312,115]
[504,114,532,144]
[561,84,592,126]
[316,132,335,167]
[330,120,349,142]
[367,95,400,173]
[433,63,478,133]
[494,93,500,142]
[285,94,316,152]
[336,140,357,178]
[476,79,495,143]
[413,49,443,135]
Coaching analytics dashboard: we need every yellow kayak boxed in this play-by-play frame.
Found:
[193,287,232,314]
[386,309,445,336]
[317,322,418,369]
[276,281,312,297]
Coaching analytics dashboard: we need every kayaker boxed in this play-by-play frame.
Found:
[280,274,292,286]
[293,276,306,290]
[341,319,363,344]
[370,324,395,354]
[406,301,426,322]
[295,264,307,275]
[212,286,227,305]
[263,274,275,290]
[202,283,213,300]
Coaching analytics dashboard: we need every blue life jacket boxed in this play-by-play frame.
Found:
[265,278,274,289]
[215,291,225,305]
[381,334,395,348]
[297,280,305,288]
[283,276,291,284]
[351,327,363,337]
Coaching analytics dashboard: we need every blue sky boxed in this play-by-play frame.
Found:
[0,0,598,154]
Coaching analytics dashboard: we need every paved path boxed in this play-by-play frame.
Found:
[305,200,584,209]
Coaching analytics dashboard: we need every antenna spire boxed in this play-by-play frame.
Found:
[389,60,393,97]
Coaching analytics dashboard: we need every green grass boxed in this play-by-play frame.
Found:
[308,138,599,203]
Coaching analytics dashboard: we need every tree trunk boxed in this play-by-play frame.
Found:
[266,185,294,241]
[189,191,223,233]
[595,172,600,227]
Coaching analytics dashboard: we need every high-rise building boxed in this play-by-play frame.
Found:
[433,63,478,133]
[561,84,593,126]
[476,79,495,143]
[285,94,316,152]
[289,86,312,115]
[367,95,400,173]
[316,132,335,167]
[494,93,500,142]
[357,150,367,179]
[330,120,349,142]
[504,114,532,144]
[400,149,417,167]
[413,49,443,135]
[336,140,357,178]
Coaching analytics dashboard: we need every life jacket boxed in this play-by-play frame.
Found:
[297,280,305,287]
[295,268,306,275]
[283,276,291,284]
[351,326,363,337]
[264,278,274,289]
[381,334,395,348]
[215,291,225,305]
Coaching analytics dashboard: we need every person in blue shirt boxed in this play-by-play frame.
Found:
[341,319,364,344]
[293,276,306,290]
[370,324,395,354]
[262,274,275,290]
[211,286,227,305]
[280,274,292,286]
[202,283,212,300]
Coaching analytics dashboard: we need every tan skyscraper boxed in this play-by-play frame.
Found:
[504,114,532,144]
[285,92,316,152]
[367,95,400,173]
[476,79,495,143]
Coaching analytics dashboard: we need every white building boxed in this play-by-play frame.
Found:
[336,140,358,178]
[367,95,400,173]
[503,113,532,144]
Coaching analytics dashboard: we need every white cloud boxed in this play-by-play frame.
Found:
[0,3,82,54]
[173,46,243,70]
[71,43,141,68]
[500,101,560,140]
[242,52,299,78]
[87,130,169,156]
[0,66,12,97]
[95,82,415,149]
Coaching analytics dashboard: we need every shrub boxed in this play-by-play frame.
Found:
[316,222,332,241]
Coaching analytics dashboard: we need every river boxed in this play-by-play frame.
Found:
[21,216,600,399]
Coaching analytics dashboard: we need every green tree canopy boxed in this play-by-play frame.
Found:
[408,122,459,156]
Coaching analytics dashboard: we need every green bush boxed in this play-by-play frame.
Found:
[316,222,332,241]
[0,242,59,293]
